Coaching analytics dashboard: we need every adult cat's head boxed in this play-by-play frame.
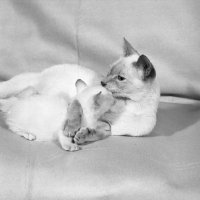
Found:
[101,38,157,101]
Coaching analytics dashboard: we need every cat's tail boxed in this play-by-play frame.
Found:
[0,73,39,98]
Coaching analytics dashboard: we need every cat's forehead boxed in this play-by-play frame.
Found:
[109,56,138,75]
[109,59,126,75]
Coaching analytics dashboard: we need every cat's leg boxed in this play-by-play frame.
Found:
[8,125,36,140]
[74,121,111,144]
[12,129,36,140]
[58,130,80,151]
[0,87,38,112]
[16,86,39,99]
[18,132,36,141]
[0,73,39,98]
[63,100,83,137]
[0,97,18,112]
[58,100,82,151]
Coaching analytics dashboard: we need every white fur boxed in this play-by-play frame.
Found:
[4,95,68,141]
[111,79,160,136]
[0,64,102,100]
[76,86,114,128]
[122,54,140,65]
[0,64,109,151]
[102,48,160,136]
[0,80,113,143]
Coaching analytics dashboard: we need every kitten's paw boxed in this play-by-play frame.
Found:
[28,134,36,141]
[19,132,36,141]
[63,129,78,137]
[74,127,96,144]
[61,142,80,152]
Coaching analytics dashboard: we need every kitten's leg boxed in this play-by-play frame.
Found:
[58,100,82,151]
[0,88,38,112]
[19,132,36,141]
[58,130,80,151]
[63,100,83,137]
[74,121,111,144]
[0,73,39,98]
[16,87,39,99]
[0,97,18,112]
[10,128,36,141]
[8,125,36,140]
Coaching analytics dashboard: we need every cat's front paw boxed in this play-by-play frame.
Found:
[74,127,96,144]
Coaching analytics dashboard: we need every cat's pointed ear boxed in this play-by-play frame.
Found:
[136,55,156,81]
[123,38,139,57]
[75,79,87,94]
[93,91,102,107]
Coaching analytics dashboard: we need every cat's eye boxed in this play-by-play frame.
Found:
[117,75,125,81]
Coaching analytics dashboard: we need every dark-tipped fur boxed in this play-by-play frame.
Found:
[136,55,156,81]
[123,38,139,57]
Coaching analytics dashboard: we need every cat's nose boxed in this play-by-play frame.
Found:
[101,81,107,87]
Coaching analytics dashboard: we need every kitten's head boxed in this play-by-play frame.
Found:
[75,79,115,124]
[101,38,156,100]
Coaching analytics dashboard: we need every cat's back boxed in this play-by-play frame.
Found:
[43,64,100,81]
[38,64,102,98]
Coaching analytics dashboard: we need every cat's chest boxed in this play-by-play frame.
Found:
[102,99,143,125]
[101,99,128,123]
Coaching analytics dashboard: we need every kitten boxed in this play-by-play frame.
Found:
[73,80,115,144]
[73,39,160,144]
[0,80,114,151]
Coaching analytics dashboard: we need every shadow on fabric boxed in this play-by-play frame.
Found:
[150,102,200,137]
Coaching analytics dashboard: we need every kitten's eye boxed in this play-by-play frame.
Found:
[117,75,125,81]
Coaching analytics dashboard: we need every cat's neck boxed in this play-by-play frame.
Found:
[133,84,159,112]
[114,96,131,101]
[115,79,160,111]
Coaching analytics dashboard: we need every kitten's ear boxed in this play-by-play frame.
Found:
[75,79,87,94]
[93,91,102,107]
[123,38,139,57]
[136,55,156,81]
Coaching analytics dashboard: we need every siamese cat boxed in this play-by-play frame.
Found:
[0,80,114,151]
[73,39,160,144]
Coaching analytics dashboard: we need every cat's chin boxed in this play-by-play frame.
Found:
[111,92,131,100]
[102,87,129,100]
[105,90,120,97]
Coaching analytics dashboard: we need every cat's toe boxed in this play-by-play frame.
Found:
[63,130,74,137]
[69,143,80,151]
[61,143,80,152]
[20,132,36,141]
[73,134,82,144]
[64,127,81,137]
[28,134,36,141]
[74,127,88,144]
